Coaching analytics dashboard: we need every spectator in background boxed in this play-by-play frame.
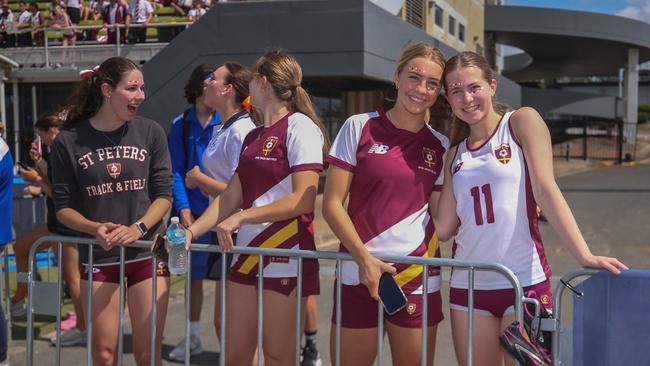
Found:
[126,0,152,44]
[178,0,191,16]
[65,0,81,30]
[12,113,87,346]
[0,122,5,140]
[30,2,45,46]
[0,0,15,47]
[103,0,128,44]
[47,0,65,20]
[187,0,204,23]
[16,1,32,47]
[51,4,75,47]
[158,0,183,15]
[0,134,13,366]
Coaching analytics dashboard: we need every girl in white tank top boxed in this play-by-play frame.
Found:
[434,52,627,366]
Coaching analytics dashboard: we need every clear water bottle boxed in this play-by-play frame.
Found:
[167,216,188,275]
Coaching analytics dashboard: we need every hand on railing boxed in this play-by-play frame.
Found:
[358,255,397,301]
[106,223,143,247]
[578,253,628,275]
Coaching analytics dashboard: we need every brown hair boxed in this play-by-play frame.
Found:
[252,50,330,156]
[442,51,511,146]
[384,42,446,110]
[223,62,251,105]
[35,112,63,131]
[184,64,216,104]
[63,57,140,127]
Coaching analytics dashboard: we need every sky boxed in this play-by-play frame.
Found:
[505,0,650,23]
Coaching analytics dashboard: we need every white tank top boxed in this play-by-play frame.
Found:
[450,111,551,290]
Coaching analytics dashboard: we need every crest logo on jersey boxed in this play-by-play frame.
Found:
[494,144,512,165]
[156,261,169,276]
[262,136,279,156]
[368,143,390,154]
[106,163,122,179]
[453,161,464,174]
[280,278,290,286]
[422,148,436,168]
[406,303,417,315]
[540,294,550,306]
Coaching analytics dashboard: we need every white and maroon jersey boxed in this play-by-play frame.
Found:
[232,112,323,279]
[451,111,552,290]
[327,110,449,295]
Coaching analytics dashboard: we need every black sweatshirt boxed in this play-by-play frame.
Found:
[51,116,173,264]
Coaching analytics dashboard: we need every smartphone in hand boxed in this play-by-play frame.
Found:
[17,161,30,170]
[150,234,168,263]
[378,272,408,315]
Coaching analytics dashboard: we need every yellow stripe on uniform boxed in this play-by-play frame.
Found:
[394,232,439,288]
[238,219,299,275]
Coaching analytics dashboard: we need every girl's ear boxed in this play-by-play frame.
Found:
[489,78,498,96]
[100,82,112,99]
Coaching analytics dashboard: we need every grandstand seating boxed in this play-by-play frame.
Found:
[3,1,190,44]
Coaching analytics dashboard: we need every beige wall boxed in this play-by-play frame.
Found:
[422,0,485,54]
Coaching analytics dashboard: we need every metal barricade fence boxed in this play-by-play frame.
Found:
[26,235,525,366]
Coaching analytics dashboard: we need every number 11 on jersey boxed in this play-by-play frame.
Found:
[470,184,495,226]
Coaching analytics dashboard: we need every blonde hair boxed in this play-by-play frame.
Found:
[252,50,330,157]
[384,42,446,111]
[443,51,511,146]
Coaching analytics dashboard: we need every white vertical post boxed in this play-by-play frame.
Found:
[12,81,19,162]
[0,73,6,140]
[624,48,639,153]
[31,84,37,127]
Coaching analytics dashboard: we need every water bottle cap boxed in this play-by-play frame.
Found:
[170,216,179,224]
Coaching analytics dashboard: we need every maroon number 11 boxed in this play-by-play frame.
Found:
[470,184,495,226]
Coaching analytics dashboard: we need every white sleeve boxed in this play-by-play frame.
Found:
[434,135,450,189]
[327,114,367,171]
[225,120,256,180]
[286,114,323,172]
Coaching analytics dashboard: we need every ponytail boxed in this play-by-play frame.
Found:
[292,86,331,159]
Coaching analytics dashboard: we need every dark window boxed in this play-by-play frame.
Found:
[434,5,443,28]
[449,15,456,36]
[459,23,465,42]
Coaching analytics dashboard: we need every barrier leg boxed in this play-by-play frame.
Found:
[421,265,428,366]
[376,297,383,365]
[55,242,63,366]
[118,247,125,366]
[219,251,227,366]
[335,260,342,366]
[87,245,93,366]
[184,253,191,366]
[294,257,303,366]
[151,255,158,366]
[467,267,474,366]
[257,256,264,366]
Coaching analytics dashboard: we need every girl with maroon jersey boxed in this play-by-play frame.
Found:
[323,42,449,366]
[185,51,329,366]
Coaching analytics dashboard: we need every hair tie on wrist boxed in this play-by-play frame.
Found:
[186,227,195,241]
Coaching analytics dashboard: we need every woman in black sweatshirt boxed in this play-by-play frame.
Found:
[50,57,173,366]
